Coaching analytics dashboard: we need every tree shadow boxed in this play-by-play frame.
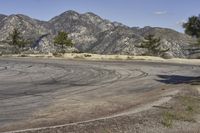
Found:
[156,75,200,84]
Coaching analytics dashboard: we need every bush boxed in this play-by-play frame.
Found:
[53,52,63,57]
[84,54,92,57]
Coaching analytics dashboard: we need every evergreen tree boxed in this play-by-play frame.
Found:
[183,16,200,38]
[6,28,27,53]
[137,34,169,56]
[54,31,73,53]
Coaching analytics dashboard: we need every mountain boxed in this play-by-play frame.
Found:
[0,14,55,53]
[0,10,195,57]
[0,14,7,21]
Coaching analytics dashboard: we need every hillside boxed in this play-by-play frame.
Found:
[0,10,195,57]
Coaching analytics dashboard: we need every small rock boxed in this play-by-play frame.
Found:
[161,52,174,59]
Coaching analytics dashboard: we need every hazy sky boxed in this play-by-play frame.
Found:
[0,0,200,32]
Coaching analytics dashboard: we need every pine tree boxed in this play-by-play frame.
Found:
[6,28,27,53]
[183,16,200,38]
[137,34,169,56]
[54,31,73,53]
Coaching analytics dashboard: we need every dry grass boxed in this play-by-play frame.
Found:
[2,53,200,65]
[62,53,164,61]
[161,88,200,128]
[62,53,200,65]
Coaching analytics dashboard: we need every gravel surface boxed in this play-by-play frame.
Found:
[0,57,199,132]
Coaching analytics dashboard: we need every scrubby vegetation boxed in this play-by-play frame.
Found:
[3,28,29,54]
[54,31,74,54]
[136,34,169,56]
[162,89,200,128]
[183,15,200,38]
[183,14,200,46]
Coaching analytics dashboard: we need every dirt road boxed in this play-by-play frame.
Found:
[0,58,199,132]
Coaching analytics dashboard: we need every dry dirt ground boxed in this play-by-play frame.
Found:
[0,57,200,133]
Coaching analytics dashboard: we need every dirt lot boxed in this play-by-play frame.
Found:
[0,57,200,133]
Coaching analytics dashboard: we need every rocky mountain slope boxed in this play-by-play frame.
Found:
[0,10,195,57]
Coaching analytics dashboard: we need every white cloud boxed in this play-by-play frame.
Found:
[154,11,168,15]
[176,19,187,26]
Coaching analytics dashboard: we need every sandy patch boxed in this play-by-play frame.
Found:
[2,53,200,65]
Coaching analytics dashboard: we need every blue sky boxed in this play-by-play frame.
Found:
[0,0,200,32]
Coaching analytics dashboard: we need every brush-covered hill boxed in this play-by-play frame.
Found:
[0,10,195,58]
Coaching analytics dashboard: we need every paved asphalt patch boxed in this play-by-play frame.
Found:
[0,58,199,132]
